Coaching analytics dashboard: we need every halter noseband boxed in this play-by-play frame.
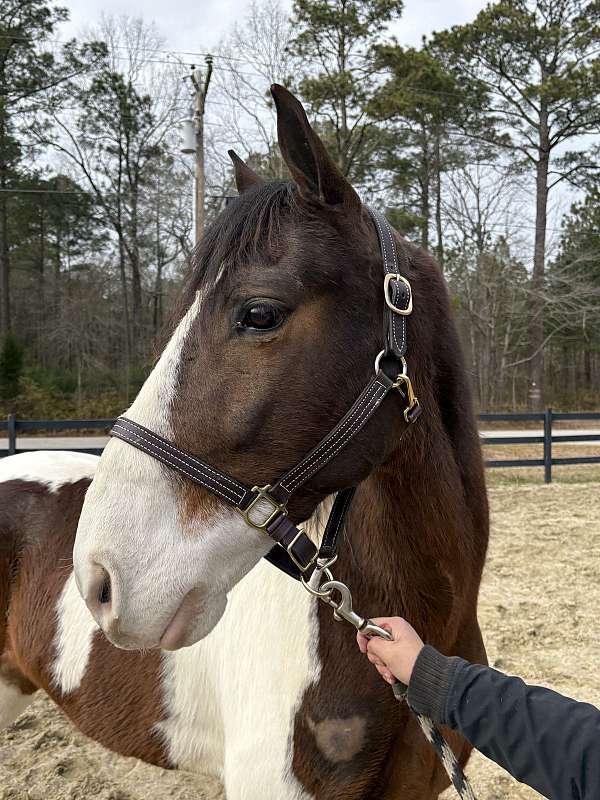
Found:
[109,208,421,581]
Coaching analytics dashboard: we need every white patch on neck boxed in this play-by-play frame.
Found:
[0,451,98,493]
[51,573,99,694]
[155,502,331,799]
[157,562,319,799]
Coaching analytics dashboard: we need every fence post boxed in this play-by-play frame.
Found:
[544,407,552,484]
[7,414,16,456]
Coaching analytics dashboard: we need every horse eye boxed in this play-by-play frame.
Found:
[239,303,285,331]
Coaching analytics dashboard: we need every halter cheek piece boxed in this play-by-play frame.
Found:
[110,208,422,581]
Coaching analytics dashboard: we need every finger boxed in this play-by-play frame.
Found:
[366,637,394,660]
[375,664,395,684]
[368,652,385,667]
[356,632,369,653]
[369,617,404,638]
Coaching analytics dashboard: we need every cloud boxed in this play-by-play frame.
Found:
[61,0,488,54]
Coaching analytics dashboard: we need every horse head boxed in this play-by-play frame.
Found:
[73,86,420,651]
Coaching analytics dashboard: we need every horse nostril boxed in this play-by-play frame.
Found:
[98,571,112,605]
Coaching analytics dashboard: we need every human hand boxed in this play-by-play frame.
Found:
[356,617,424,686]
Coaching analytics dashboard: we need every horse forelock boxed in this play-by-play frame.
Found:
[159,181,299,351]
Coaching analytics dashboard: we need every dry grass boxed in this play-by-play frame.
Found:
[1,477,599,799]
[442,480,600,799]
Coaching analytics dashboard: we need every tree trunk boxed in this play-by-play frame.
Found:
[38,201,47,367]
[0,92,10,337]
[434,133,443,270]
[527,121,550,410]
[337,1,349,174]
[129,183,143,357]
[0,190,9,337]
[419,127,430,251]
[54,227,61,317]
[153,198,163,336]
[117,229,132,397]
[584,346,592,389]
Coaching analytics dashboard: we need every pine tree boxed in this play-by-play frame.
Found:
[288,0,403,182]
[0,333,24,399]
[434,0,600,407]
[551,168,600,398]
[369,44,491,262]
[0,0,104,337]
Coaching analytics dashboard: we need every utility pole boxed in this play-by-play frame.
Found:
[190,56,213,245]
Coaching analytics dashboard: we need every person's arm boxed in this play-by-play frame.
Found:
[358,618,600,800]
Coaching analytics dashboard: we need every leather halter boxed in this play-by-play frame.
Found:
[110,207,421,581]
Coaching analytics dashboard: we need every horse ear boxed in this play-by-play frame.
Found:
[228,150,265,194]
[270,84,361,212]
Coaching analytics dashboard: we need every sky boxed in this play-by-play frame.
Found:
[57,0,577,247]
[61,0,489,54]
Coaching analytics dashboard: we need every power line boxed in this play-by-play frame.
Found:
[0,33,250,64]
[0,186,573,234]
[3,31,600,114]
[5,29,600,131]
[31,103,521,145]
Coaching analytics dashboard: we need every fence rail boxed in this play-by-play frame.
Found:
[480,408,600,482]
[1,409,599,483]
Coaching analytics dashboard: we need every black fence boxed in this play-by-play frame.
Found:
[0,415,113,457]
[480,409,600,482]
[1,410,600,483]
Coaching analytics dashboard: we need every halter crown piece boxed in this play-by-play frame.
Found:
[110,207,421,581]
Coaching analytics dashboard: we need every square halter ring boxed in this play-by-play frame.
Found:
[239,484,287,532]
[285,530,318,573]
[384,274,413,315]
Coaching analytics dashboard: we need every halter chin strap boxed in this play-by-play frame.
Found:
[109,208,421,581]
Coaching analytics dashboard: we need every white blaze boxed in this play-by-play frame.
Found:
[125,289,204,435]
[73,287,273,649]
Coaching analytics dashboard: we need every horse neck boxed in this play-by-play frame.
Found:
[341,422,484,646]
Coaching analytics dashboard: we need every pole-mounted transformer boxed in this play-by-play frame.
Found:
[180,107,196,154]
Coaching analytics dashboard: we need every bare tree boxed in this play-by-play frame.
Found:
[35,15,190,368]
[209,1,294,181]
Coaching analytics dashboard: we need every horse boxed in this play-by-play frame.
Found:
[0,85,488,799]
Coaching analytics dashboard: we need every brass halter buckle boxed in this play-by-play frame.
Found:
[239,484,287,531]
[384,274,413,315]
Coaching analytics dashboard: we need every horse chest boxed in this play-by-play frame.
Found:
[48,559,320,795]
[158,559,320,794]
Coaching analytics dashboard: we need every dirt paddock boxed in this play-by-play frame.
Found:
[1,475,599,800]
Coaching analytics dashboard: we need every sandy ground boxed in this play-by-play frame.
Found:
[1,478,599,800]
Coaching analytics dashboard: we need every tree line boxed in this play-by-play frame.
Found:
[1,0,599,417]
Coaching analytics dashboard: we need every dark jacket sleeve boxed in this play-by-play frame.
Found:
[407,645,600,800]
